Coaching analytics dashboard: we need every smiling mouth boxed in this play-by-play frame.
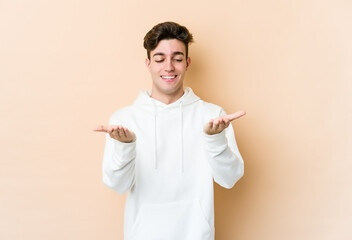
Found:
[161,75,177,81]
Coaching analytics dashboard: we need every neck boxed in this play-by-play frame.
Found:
[150,89,184,104]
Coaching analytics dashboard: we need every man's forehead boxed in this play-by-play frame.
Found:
[151,39,186,57]
[152,51,184,57]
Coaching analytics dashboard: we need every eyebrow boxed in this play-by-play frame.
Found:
[152,51,185,57]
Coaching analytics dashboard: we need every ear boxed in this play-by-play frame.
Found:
[186,57,191,68]
[145,58,150,67]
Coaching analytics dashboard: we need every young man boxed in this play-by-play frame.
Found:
[94,22,245,240]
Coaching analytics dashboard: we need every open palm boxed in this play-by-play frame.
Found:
[203,111,246,135]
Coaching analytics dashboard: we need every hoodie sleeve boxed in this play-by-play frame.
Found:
[102,116,136,194]
[203,109,244,189]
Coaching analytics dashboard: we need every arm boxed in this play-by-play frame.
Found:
[93,125,136,194]
[203,110,245,189]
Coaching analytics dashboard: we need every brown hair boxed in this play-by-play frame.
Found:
[143,22,194,59]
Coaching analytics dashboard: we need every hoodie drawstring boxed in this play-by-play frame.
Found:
[151,99,184,173]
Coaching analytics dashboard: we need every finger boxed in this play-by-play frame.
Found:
[93,125,102,132]
[125,128,136,140]
[214,120,223,130]
[115,126,124,136]
[218,121,226,131]
[214,117,227,125]
[119,128,127,138]
[93,125,108,132]
[123,127,134,138]
[107,126,114,133]
[213,118,222,125]
[113,125,123,133]
[226,111,246,121]
[124,128,131,137]
[222,118,231,128]
[109,125,120,134]
[109,128,120,139]
[207,120,214,128]
[212,120,219,129]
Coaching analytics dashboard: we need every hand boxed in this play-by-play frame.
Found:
[93,125,136,143]
[203,111,246,135]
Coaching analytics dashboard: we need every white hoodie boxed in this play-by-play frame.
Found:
[102,88,244,240]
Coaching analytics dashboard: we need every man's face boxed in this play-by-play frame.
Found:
[145,39,191,102]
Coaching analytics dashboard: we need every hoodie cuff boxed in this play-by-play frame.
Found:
[112,139,136,165]
[202,130,228,149]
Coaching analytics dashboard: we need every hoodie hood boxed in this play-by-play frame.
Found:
[133,87,200,172]
[134,87,200,110]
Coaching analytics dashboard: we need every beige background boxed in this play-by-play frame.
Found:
[1,0,351,239]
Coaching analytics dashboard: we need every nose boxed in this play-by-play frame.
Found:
[165,58,175,72]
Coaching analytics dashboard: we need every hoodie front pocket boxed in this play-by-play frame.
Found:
[130,200,212,240]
